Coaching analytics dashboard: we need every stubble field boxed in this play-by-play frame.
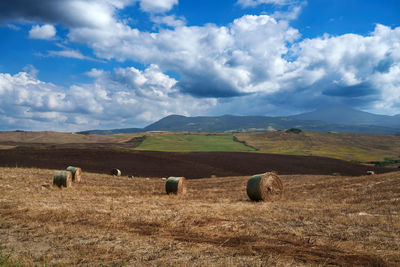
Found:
[0,167,399,266]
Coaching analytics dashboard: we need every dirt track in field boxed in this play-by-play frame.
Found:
[0,146,393,178]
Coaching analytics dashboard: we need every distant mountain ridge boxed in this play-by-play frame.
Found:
[78,107,400,135]
[290,106,400,128]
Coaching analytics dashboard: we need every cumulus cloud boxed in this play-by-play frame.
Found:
[0,0,130,27]
[1,0,400,129]
[139,0,178,13]
[0,0,177,28]
[150,15,186,28]
[68,15,300,98]
[28,24,56,39]
[0,66,215,131]
[283,24,400,111]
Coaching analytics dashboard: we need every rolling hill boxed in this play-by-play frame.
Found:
[79,112,400,135]
[0,130,118,144]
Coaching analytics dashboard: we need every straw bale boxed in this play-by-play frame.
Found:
[166,176,187,195]
[53,171,72,188]
[111,168,121,176]
[246,172,283,201]
[66,166,82,182]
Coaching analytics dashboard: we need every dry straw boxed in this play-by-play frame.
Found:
[53,171,72,188]
[246,172,283,201]
[166,177,187,195]
[111,168,121,176]
[66,166,82,182]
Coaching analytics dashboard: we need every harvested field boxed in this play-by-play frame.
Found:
[0,167,399,266]
[0,147,394,178]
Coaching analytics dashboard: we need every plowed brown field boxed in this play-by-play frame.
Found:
[0,168,399,266]
[0,147,394,178]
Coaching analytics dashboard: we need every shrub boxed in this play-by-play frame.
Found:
[285,128,302,134]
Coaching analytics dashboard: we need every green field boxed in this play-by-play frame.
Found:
[133,131,400,164]
[135,134,258,152]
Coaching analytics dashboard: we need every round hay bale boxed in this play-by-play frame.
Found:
[53,171,72,188]
[111,168,121,176]
[246,172,283,201]
[166,177,187,195]
[66,166,82,182]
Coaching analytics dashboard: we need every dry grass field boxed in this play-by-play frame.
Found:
[0,131,118,144]
[1,167,399,266]
[235,131,400,163]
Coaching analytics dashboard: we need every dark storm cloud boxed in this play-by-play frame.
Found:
[0,0,116,28]
[176,75,245,98]
[322,83,378,98]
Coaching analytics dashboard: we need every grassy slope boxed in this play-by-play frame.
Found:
[235,131,400,162]
[136,134,257,152]
[0,167,399,266]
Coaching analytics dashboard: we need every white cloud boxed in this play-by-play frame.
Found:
[0,66,216,131]
[68,14,300,97]
[21,5,400,115]
[45,49,102,62]
[1,0,400,126]
[237,0,295,8]
[139,0,178,13]
[0,0,177,28]
[150,15,186,28]
[270,3,304,20]
[28,24,56,39]
[6,24,21,30]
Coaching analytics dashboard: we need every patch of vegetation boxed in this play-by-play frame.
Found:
[232,136,259,151]
[369,158,400,167]
[125,136,146,144]
[135,134,258,152]
[0,247,18,267]
[285,128,303,134]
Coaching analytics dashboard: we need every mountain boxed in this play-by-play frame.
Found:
[291,106,400,128]
[78,107,400,135]
[144,115,286,132]
[78,128,143,135]
[142,114,399,134]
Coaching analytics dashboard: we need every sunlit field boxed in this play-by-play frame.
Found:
[1,167,399,266]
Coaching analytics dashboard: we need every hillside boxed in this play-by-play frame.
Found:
[235,131,400,163]
[0,167,399,266]
[143,114,399,134]
[0,131,117,144]
[79,111,400,135]
[291,106,400,128]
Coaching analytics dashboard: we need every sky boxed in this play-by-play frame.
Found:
[0,0,399,131]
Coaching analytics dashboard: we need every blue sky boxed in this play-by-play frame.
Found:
[0,0,399,131]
